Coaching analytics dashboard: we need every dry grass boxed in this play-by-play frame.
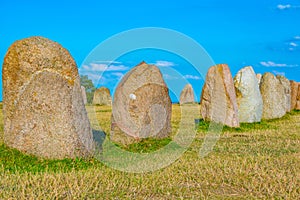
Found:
[0,104,300,199]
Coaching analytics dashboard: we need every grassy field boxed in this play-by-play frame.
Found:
[0,104,300,199]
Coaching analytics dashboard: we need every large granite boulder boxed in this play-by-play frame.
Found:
[180,84,196,104]
[111,61,172,145]
[276,75,291,112]
[260,73,286,119]
[93,87,112,105]
[234,66,263,123]
[81,86,87,105]
[2,36,94,159]
[200,64,239,127]
[290,81,299,110]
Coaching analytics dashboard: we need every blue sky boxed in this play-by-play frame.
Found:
[1,0,300,102]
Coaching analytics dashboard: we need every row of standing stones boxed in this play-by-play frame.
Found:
[2,36,300,159]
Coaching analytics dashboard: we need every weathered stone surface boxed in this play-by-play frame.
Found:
[260,73,286,119]
[276,75,291,112]
[180,84,195,104]
[81,86,87,105]
[2,36,94,159]
[234,66,263,123]
[256,73,262,85]
[200,64,239,127]
[296,84,300,110]
[290,81,298,110]
[111,61,172,145]
[93,87,112,105]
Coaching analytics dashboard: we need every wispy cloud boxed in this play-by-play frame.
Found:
[260,61,298,68]
[81,63,129,72]
[93,60,122,64]
[277,4,291,10]
[184,75,202,80]
[290,42,298,47]
[294,36,300,40]
[153,61,176,67]
[163,74,179,80]
[272,70,285,76]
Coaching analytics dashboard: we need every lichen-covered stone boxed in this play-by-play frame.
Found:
[290,80,299,110]
[180,84,196,104]
[93,87,112,105]
[276,75,291,112]
[234,66,263,123]
[260,73,286,119]
[2,36,94,159]
[111,61,172,145]
[200,64,239,127]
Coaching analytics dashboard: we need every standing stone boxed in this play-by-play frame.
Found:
[111,61,172,145]
[276,75,291,112]
[2,37,94,159]
[296,85,300,110]
[93,87,112,105]
[256,73,262,85]
[180,84,196,104]
[200,64,239,127]
[234,66,263,123]
[260,73,286,119]
[290,81,299,110]
[81,86,87,105]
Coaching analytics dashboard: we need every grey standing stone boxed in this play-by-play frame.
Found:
[260,73,286,119]
[93,87,112,105]
[180,84,196,104]
[256,73,262,85]
[2,36,94,159]
[111,61,172,145]
[234,66,263,123]
[276,75,291,112]
[200,64,239,127]
[81,86,87,105]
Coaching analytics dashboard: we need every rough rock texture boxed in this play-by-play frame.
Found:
[180,84,196,104]
[93,87,112,105]
[256,73,262,85]
[290,81,299,110]
[296,84,300,110]
[260,73,286,120]
[111,61,172,145]
[81,86,87,105]
[234,66,263,123]
[276,75,291,112]
[2,36,94,159]
[200,64,239,127]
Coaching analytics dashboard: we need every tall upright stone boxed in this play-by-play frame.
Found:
[81,86,87,105]
[180,84,196,104]
[296,85,300,110]
[93,87,112,105]
[260,73,286,119]
[276,75,291,112]
[234,66,263,123]
[2,37,94,159]
[256,73,262,85]
[290,80,299,110]
[200,64,239,127]
[111,61,172,145]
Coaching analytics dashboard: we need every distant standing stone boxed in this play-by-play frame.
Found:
[81,86,87,105]
[111,61,172,145]
[260,73,286,119]
[256,73,262,85]
[180,84,196,104]
[200,64,239,127]
[276,75,291,112]
[234,66,263,123]
[290,81,299,110]
[2,36,94,159]
[296,84,300,110]
[93,87,112,105]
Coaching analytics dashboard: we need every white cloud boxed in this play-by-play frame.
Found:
[295,36,300,40]
[277,4,291,10]
[260,61,298,68]
[272,70,285,76]
[111,72,124,78]
[153,61,176,67]
[81,63,129,72]
[184,75,202,80]
[163,74,179,80]
[290,42,298,47]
